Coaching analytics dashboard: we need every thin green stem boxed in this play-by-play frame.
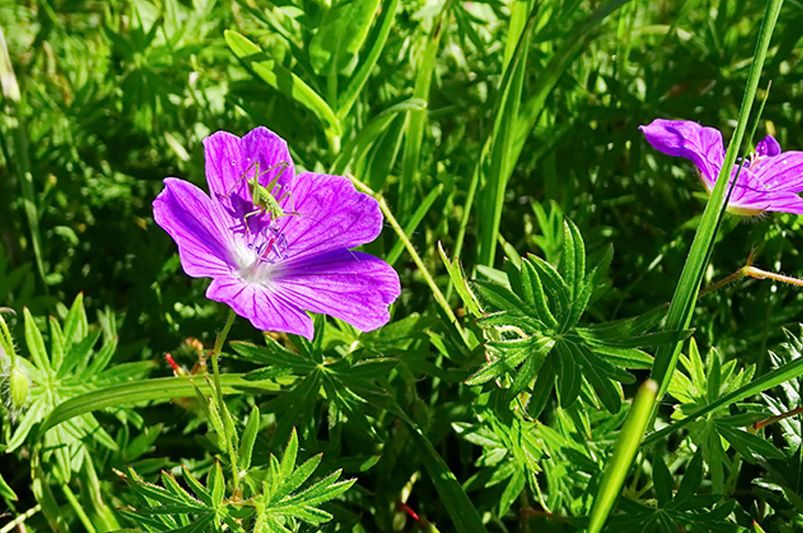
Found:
[0,504,41,533]
[60,482,95,533]
[210,309,239,492]
[350,177,466,343]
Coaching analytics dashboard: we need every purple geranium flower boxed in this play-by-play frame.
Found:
[640,118,803,215]
[153,126,400,339]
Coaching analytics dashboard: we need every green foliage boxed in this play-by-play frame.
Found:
[468,220,686,415]
[3,0,803,531]
[3,295,149,481]
[120,426,353,532]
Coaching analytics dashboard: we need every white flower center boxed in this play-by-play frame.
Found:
[231,239,278,286]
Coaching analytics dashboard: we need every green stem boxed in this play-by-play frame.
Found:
[210,309,239,492]
[350,177,466,343]
[60,482,95,533]
[0,504,41,533]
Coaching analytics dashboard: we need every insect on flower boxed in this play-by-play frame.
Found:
[235,160,297,227]
[640,118,803,216]
[153,126,400,339]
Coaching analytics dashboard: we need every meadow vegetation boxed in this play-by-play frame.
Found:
[2,0,803,531]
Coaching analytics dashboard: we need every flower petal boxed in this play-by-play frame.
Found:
[761,192,803,215]
[203,127,296,219]
[278,172,383,259]
[273,249,401,332]
[756,135,781,157]
[153,178,235,278]
[753,151,803,193]
[206,274,314,338]
[640,119,725,187]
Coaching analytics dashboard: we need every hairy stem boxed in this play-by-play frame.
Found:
[350,176,466,343]
[210,309,239,493]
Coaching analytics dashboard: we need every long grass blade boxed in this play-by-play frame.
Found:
[588,380,658,533]
[397,2,450,219]
[225,30,342,151]
[476,1,534,266]
[649,0,785,404]
[41,374,280,432]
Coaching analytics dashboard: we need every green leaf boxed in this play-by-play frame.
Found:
[675,452,703,505]
[715,423,785,462]
[556,342,582,408]
[652,453,673,507]
[309,0,381,75]
[337,0,400,117]
[332,97,426,175]
[520,258,557,328]
[224,30,341,139]
[41,374,280,432]
[208,462,225,507]
[23,307,49,371]
[0,471,17,501]
[644,353,803,446]
[239,405,261,472]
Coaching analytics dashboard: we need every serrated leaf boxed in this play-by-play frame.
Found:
[239,406,261,472]
[556,343,582,408]
[521,257,557,328]
[23,307,49,371]
[209,462,224,507]
[715,423,785,462]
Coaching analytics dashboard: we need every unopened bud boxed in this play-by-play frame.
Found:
[8,366,29,411]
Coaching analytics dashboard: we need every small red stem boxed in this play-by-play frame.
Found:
[398,501,421,523]
[165,353,181,375]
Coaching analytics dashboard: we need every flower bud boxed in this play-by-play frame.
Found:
[8,366,29,411]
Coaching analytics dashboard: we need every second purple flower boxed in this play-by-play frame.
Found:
[641,118,803,216]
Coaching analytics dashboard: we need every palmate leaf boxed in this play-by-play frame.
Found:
[608,452,737,532]
[254,429,356,532]
[455,409,544,517]
[233,336,396,443]
[661,338,786,491]
[469,219,689,413]
[4,295,149,482]
[119,426,354,532]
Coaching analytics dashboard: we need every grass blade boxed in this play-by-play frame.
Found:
[476,1,534,266]
[386,183,442,266]
[588,380,658,533]
[397,2,449,218]
[649,0,784,404]
[224,30,342,151]
[41,374,280,432]
[1,26,46,289]
[337,0,400,119]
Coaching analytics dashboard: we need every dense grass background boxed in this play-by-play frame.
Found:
[2,0,803,531]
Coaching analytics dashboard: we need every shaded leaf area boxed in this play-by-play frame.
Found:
[5,294,150,481]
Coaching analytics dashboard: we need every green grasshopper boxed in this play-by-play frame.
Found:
[235,160,297,230]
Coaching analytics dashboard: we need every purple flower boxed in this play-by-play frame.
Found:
[153,127,400,339]
[640,119,803,215]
